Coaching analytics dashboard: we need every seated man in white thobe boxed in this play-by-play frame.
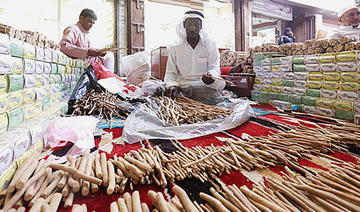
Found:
[164,10,225,105]
[327,5,360,39]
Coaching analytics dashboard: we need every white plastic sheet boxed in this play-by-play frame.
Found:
[122,100,254,144]
[44,116,99,156]
[121,51,151,86]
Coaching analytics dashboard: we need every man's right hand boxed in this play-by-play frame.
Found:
[87,49,104,57]
[166,86,179,98]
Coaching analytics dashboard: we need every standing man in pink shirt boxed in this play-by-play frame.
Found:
[60,8,114,72]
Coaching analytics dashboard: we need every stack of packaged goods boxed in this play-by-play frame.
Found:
[0,30,86,177]
[251,50,360,124]
[251,52,278,104]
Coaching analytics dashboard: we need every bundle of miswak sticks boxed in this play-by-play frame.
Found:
[71,90,130,121]
[254,36,359,55]
[1,122,359,211]
[148,95,233,126]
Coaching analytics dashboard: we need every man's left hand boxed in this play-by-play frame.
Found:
[202,73,215,85]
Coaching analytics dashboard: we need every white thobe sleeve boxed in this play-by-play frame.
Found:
[164,47,179,88]
[205,41,225,90]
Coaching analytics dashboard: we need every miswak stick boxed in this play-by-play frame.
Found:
[90,168,99,193]
[209,188,240,212]
[119,178,128,193]
[25,159,46,198]
[110,201,120,212]
[8,157,36,193]
[117,198,129,212]
[124,192,133,212]
[71,204,83,212]
[58,163,69,189]
[78,149,90,185]
[4,167,48,211]
[240,186,287,212]
[107,160,116,195]
[41,171,63,198]
[294,184,360,211]
[82,154,94,196]
[193,201,204,212]
[67,157,80,192]
[48,163,102,185]
[223,186,252,212]
[117,157,146,178]
[94,153,103,178]
[147,191,169,212]
[15,198,24,208]
[199,192,230,212]
[29,168,53,207]
[170,197,184,211]
[113,160,141,182]
[172,185,198,212]
[124,155,152,172]
[7,209,16,212]
[132,191,142,212]
[41,203,51,212]
[16,206,25,212]
[62,183,70,197]
[100,152,109,187]
[49,193,62,212]
[29,197,45,212]
[141,203,150,212]
[64,191,74,209]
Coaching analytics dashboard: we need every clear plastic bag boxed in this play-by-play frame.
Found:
[121,51,151,86]
[122,100,254,144]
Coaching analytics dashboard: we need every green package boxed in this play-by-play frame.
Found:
[283,80,294,87]
[42,97,50,111]
[7,75,24,92]
[251,90,260,98]
[292,56,305,64]
[293,64,306,72]
[10,39,24,58]
[278,93,289,101]
[306,89,321,97]
[253,53,265,60]
[271,58,281,65]
[301,96,317,106]
[288,95,302,105]
[7,107,24,129]
[335,110,354,121]
[268,92,279,100]
[51,63,58,74]
[253,60,262,66]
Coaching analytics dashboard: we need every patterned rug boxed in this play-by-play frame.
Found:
[49,104,359,211]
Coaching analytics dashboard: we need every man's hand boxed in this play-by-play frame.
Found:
[87,49,104,57]
[202,73,215,85]
[166,86,179,98]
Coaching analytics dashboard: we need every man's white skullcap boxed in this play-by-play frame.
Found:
[338,5,359,18]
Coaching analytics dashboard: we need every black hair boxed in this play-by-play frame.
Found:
[79,8,97,20]
[185,10,204,18]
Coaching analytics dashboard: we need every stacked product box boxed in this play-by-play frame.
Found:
[0,32,86,176]
[251,51,360,124]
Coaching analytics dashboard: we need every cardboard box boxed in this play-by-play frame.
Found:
[23,43,35,59]
[10,56,23,74]
[320,63,337,72]
[0,94,9,114]
[323,72,341,81]
[0,113,8,135]
[0,75,8,95]
[23,58,35,74]
[35,61,44,74]
[0,54,12,74]
[8,91,23,110]
[24,75,35,89]
[0,33,10,55]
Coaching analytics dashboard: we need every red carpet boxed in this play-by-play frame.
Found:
[49,104,358,211]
